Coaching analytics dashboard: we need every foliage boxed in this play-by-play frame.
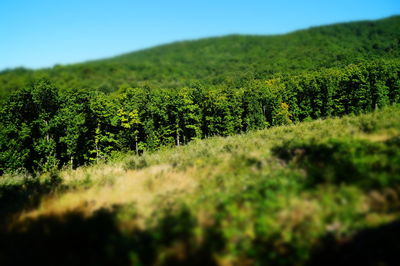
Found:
[1,60,400,173]
[0,16,399,98]
[0,15,400,265]
[1,106,400,265]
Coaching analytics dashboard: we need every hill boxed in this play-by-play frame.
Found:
[1,59,399,174]
[0,15,399,98]
[1,105,400,265]
[1,14,400,265]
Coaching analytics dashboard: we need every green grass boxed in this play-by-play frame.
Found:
[1,105,400,265]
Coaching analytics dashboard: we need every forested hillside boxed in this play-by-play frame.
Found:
[0,15,399,98]
[1,106,400,265]
[1,59,399,174]
[1,14,400,265]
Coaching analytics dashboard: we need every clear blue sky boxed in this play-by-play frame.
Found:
[0,0,399,70]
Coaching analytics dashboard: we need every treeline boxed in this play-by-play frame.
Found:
[1,60,399,174]
[1,16,399,100]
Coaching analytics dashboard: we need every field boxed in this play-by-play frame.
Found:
[1,105,399,265]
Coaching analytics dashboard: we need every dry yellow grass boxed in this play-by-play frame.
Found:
[19,163,201,225]
[357,131,396,142]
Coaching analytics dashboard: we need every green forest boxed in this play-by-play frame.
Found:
[1,15,400,266]
[1,59,400,174]
[0,15,399,99]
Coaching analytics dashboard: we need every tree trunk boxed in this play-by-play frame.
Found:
[96,143,99,164]
[44,120,50,142]
[135,135,138,154]
[176,126,180,146]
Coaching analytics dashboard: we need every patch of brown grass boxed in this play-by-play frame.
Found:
[18,163,199,226]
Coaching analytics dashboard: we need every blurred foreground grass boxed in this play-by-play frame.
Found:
[1,105,400,265]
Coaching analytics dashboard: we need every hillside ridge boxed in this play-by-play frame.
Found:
[0,15,399,98]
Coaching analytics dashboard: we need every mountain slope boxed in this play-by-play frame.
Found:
[0,15,399,97]
[2,105,400,265]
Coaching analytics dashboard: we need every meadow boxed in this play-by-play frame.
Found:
[1,105,399,265]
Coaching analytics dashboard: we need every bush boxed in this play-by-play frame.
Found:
[273,137,400,189]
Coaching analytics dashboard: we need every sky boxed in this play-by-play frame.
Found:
[0,0,399,70]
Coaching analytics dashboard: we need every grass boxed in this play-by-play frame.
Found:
[1,105,400,265]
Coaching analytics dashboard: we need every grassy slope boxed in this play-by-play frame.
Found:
[0,15,399,97]
[2,105,400,265]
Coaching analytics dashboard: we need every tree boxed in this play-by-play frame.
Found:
[273,102,293,125]
[118,108,141,153]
